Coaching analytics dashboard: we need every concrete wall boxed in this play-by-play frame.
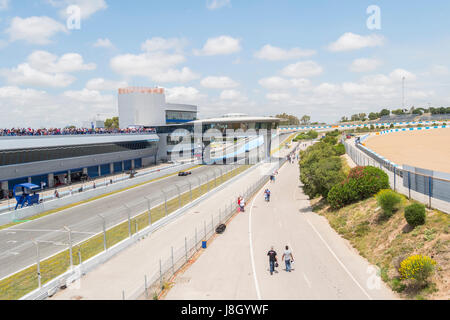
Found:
[0,162,198,226]
[118,91,166,128]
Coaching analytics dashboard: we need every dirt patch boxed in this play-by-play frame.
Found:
[365,128,450,173]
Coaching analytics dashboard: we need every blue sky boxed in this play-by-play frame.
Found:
[1,0,450,127]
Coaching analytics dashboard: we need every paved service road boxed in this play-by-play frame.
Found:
[166,144,398,300]
[0,164,238,279]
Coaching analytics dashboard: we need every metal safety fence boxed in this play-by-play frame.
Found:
[0,163,252,300]
[345,141,450,214]
[123,158,288,300]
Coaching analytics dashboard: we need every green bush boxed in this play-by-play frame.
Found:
[300,141,346,199]
[333,143,346,156]
[327,166,389,209]
[404,203,426,227]
[376,189,402,217]
[351,166,390,200]
[327,179,359,209]
[322,136,338,145]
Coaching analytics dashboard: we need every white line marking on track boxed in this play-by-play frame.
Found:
[249,190,262,300]
[304,217,373,300]
[303,273,312,288]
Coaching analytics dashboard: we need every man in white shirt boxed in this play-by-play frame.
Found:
[282,245,294,272]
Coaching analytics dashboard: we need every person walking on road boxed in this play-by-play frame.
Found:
[282,245,294,272]
[264,189,271,202]
[240,197,245,212]
[267,246,278,275]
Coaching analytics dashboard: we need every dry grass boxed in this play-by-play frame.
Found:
[312,195,450,300]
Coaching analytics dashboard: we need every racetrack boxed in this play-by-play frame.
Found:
[364,128,450,173]
[0,164,238,280]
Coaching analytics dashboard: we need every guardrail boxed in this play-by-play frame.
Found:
[0,161,200,225]
[1,161,254,300]
[280,119,448,132]
[344,141,450,214]
[124,157,288,300]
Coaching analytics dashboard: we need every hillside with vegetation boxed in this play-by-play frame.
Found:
[298,133,449,300]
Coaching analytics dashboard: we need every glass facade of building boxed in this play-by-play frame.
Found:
[0,141,157,167]
[166,110,197,124]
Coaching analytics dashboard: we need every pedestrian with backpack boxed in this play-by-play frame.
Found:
[267,246,278,275]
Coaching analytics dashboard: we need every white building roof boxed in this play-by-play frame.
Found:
[0,134,159,151]
[188,116,280,124]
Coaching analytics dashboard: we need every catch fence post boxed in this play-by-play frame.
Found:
[185,237,188,262]
[195,227,198,250]
[126,206,132,238]
[394,167,396,191]
[64,226,73,269]
[175,185,181,209]
[162,191,168,217]
[144,275,148,298]
[428,176,432,208]
[146,197,152,226]
[34,241,41,288]
[159,259,163,288]
[98,214,107,251]
[408,172,411,199]
[188,181,192,201]
[171,246,174,275]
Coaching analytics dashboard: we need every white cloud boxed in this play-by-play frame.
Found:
[49,0,107,19]
[258,76,311,90]
[313,83,340,95]
[206,0,230,10]
[0,85,116,128]
[152,67,200,83]
[429,65,449,76]
[350,58,382,73]
[220,89,243,100]
[389,68,417,81]
[2,51,96,88]
[328,32,385,52]
[2,64,75,88]
[281,61,323,78]
[0,0,9,10]
[165,86,206,103]
[27,51,96,73]
[266,92,291,101]
[111,38,199,83]
[86,78,128,91]
[141,37,187,53]
[254,44,316,61]
[63,88,113,104]
[94,38,113,48]
[194,35,241,56]
[6,16,67,45]
[201,76,239,89]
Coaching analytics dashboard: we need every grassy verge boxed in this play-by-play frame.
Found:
[0,165,202,231]
[311,195,450,300]
[271,133,297,155]
[0,165,251,300]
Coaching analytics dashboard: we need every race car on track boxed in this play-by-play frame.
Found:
[178,171,192,176]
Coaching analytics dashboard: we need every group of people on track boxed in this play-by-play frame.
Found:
[267,245,295,275]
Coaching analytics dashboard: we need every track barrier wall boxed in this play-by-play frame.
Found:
[344,140,450,215]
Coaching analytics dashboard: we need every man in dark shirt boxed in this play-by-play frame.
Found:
[267,246,277,275]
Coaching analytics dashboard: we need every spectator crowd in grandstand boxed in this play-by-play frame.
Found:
[0,127,156,136]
